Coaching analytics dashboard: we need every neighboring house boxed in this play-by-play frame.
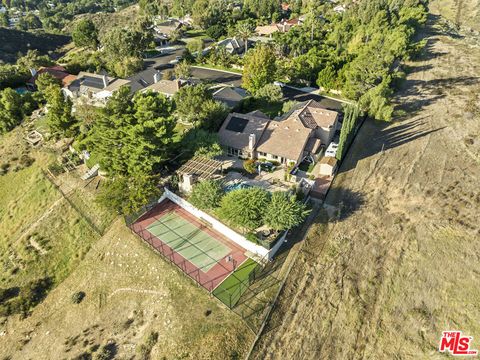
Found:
[255,24,279,38]
[64,72,131,105]
[153,18,183,45]
[255,17,304,37]
[142,73,183,98]
[216,37,245,55]
[212,86,247,108]
[318,156,338,176]
[218,100,339,165]
[27,66,77,90]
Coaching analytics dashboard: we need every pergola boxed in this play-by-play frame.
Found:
[177,157,223,181]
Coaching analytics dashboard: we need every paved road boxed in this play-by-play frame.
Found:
[129,49,243,89]
[281,87,345,112]
[190,67,242,87]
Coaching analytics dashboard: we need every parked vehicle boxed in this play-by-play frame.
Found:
[169,56,182,64]
[325,142,339,157]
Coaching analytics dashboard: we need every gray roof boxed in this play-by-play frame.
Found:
[212,86,247,108]
[218,111,269,151]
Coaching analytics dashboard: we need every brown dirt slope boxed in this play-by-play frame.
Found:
[251,14,480,360]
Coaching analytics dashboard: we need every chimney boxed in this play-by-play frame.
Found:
[102,75,108,88]
[248,134,256,151]
[153,72,161,84]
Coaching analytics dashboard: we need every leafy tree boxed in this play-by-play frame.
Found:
[206,24,225,40]
[254,84,283,103]
[0,64,30,89]
[162,69,174,81]
[97,174,161,214]
[72,19,98,49]
[16,13,42,30]
[17,50,54,71]
[242,44,277,94]
[112,56,144,78]
[174,61,191,79]
[317,64,337,92]
[85,87,175,177]
[235,21,254,54]
[243,0,279,19]
[0,11,8,27]
[173,84,228,129]
[35,72,61,92]
[336,104,361,161]
[181,128,223,158]
[208,45,233,68]
[218,187,270,232]
[263,192,310,231]
[189,180,224,210]
[45,85,77,137]
[282,100,298,113]
[0,88,23,134]
[101,26,149,76]
[186,38,204,57]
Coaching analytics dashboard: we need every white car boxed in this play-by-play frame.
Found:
[325,142,339,157]
[169,56,182,65]
[273,81,285,87]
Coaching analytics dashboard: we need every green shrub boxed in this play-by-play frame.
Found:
[71,291,86,304]
[243,159,256,174]
[189,180,224,210]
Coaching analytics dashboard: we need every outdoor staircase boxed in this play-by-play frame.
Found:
[81,164,100,180]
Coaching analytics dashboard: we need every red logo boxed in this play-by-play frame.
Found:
[439,331,478,356]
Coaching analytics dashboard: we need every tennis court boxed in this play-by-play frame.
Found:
[131,199,250,292]
[146,211,231,272]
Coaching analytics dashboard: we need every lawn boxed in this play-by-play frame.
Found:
[213,258,257,308]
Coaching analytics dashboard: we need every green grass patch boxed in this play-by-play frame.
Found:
[194,63,243,74]
[213,258,257,308]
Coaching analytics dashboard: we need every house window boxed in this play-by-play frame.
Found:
[258,152,266,157]
[271,155,278,160]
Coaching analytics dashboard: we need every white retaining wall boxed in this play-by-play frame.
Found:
[163,189,271,259]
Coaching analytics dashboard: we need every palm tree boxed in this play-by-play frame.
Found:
[235,22,254,54]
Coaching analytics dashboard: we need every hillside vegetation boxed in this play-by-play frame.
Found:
[0,28,70,64]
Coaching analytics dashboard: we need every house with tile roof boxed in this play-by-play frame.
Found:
[218,100,339,165]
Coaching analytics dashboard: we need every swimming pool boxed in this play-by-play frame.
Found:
[224,182,252,192]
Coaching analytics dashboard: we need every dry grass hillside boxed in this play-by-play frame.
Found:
[430,0,480,32]
[0,127,253,360]
[252,13,480,360]
[64,5,141,35]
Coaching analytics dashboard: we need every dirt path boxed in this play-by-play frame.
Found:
[251,15,480,360]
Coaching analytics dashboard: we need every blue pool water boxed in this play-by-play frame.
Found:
[224,182,252,192]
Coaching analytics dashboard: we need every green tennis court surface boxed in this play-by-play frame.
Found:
[147,211,231,272]
[213,258,257,307]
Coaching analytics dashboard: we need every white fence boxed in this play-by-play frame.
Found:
[162,189,286,260]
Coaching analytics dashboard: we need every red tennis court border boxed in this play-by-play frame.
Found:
[129,199,248,292]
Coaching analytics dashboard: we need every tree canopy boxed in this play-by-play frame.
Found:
[72,19,98,49]
[242,44,277,94]
[189,180,224,210]
[218,187,270,232]
[263,192,310,231]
